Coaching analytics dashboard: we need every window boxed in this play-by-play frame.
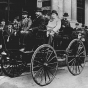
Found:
[77,0,85,23]
[42,0,51,7]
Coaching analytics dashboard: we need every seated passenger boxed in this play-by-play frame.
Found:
[31,10,49,32]
[21,11,32,32]
[19,11,32,44]
[46,10,61,44]
[61,13,73,36]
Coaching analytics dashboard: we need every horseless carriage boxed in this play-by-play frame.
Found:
[0,20,87,86]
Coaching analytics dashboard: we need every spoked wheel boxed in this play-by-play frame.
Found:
[66,39,86,75]
[1,53,24,77]
[31,44,58,86]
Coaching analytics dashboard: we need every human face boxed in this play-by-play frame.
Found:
[8,25,12,30]
[51,13,58,19]
[1,21,5,26]
[22,14,27,19]
[63,16,68,20]
[36,12,42,17]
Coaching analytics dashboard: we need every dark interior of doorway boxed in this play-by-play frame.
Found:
[0,0,37,23]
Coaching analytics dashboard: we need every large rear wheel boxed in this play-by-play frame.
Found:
[31,44,58,86]
[66,39,86,75]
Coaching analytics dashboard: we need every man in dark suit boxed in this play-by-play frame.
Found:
[61,13,73,36]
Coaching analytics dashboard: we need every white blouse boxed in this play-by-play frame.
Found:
[47,18,61,37]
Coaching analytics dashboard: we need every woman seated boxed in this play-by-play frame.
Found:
[46,10,61,45]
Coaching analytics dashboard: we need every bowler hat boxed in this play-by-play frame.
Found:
[22,11,28,15]
[63,13,69,17]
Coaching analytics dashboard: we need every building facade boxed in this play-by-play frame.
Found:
[37,0,88,27]
[0,0,37,22]
[0,0,88,27]
[51,0,88,27]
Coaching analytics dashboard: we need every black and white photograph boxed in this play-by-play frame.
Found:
[0,0,88,88]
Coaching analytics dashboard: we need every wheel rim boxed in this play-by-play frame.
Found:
[31,44,58,86]
[1,54,23,77]
[66,39,86,75]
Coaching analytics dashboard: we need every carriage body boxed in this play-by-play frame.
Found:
[0,21,87,86]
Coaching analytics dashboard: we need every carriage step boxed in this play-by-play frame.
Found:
[23,51,33,53]
[19,48,33,53]
[57,58,66,61]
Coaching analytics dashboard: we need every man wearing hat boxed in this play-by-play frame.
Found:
[21,11,32,32]
[61,13,70,29]
[74,22,80,31]
[61,12,72,36]
[19,11,32,45]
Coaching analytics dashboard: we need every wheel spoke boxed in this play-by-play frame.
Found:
[68,55,75,58]
[46,70,51,81]
[72,60,75,72]
[68,58,75,64]
[79,56,85,58]
[48,62,57,65]
[78,57,84,63]
[77,44,83,55]
[47,51,53,61]
[69,59,75,69]
[34,67,43,76]
[33,64,43,69]
[79,63,83,68]
[77,63,80,73]
[34,60,42,64]
[48,69,54,77]
[47,65,56,71]
[40,69,44,83]
[48,56,56,62]
[78,51,85,56]
[8,66,13,75]
[44,68,47,84]
[75,63,78,74]
[46,49,52,61]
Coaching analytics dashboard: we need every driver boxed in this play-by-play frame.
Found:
[46,10,61,44]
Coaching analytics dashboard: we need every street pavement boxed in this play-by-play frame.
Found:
[0,62,88,88]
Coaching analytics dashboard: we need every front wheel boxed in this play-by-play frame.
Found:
[31,44,58,86]
[66,39,86,75]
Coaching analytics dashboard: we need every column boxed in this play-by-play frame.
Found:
[71,0,77,21]
[85,0,88,26]
[51,0,64,19]
[51,0,59,11]
[63,0,71,19]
